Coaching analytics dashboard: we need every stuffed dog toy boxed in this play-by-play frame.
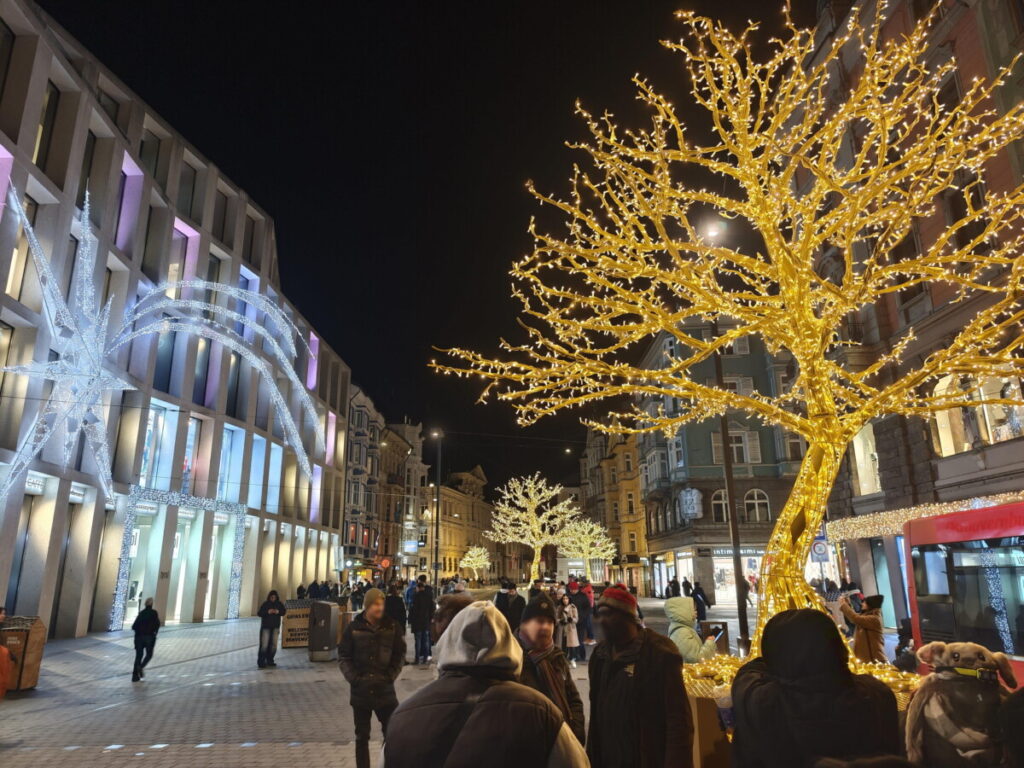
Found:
[906,641,1017,767]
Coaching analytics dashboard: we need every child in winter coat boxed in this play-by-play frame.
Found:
[665,596,717,663]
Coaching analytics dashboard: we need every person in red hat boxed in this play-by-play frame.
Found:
[587,585,694,768]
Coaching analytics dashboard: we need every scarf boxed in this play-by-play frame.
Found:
[520,633,572,722]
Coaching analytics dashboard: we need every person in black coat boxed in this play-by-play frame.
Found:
[384,585,407,634]
[408,581,435,664]
[731,609,900,768]
[297,584,307,600]
[256,590,287,668]
[692,582,709,621]
[495,583,526,634]
[131,597,161,682]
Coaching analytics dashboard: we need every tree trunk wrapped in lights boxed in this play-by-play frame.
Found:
[459,545,492,580]
[434,4,1024,654]
[485,473,581,581]
[559,518,617,580]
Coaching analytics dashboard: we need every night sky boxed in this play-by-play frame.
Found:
[37,0,816,495]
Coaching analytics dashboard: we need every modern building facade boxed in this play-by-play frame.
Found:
[814,0,1024,632]
[636,324,799,603]
[579,432,648,593]
[0,0,354,636]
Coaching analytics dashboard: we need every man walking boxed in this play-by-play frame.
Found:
[588,585,693,768]
[567,582,592,662]
[409,580,435,665]
[517,593,586,745]
[131,597,161,682]
[495,582,525,635]
[257,590,286,668]
[382,601,588,767]
[339,587,406,768]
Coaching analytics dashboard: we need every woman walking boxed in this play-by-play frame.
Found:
[555,593,580,668]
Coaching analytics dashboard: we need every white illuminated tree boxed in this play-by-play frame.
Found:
[459,545,492,580]
[559,518,616,580]
[485,473,581,581]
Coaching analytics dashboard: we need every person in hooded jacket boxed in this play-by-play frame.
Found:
[257,590,286,668]
[731,608,900,768]
[381,600,588,768]
[665,596,718,664]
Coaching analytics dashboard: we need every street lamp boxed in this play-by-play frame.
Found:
[430,429,444,593]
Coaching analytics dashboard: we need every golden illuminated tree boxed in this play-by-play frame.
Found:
[459,545,492,580]
[485,473,581,581]
[559,518,617,580]
[436,5,1024,650]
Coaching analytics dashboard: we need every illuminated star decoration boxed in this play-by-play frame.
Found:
[0,187,325,507]
[0,191,133,502]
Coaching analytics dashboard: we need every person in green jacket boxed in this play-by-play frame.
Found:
[665,596,717,663]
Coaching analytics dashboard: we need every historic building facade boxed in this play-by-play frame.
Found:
[0,0,356,635]
[814,0,1024,632]
[579,432,648,593]
[635,324,799,603]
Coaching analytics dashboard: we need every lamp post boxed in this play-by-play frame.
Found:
[430,429,443,594]
[705,218,750,655]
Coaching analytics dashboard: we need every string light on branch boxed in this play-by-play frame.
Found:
[433,0,1024,668]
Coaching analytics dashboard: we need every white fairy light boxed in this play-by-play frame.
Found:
[0,186,325,510]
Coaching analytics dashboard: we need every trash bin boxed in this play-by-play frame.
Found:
[0,616,47,690]
[699,620,730,654]
[308,601,340,661]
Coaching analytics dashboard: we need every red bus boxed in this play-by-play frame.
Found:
[903,501,1024,680]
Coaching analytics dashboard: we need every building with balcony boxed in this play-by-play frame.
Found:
[579,432,648,593]
[343,385,385,576]
[386,419,430,580]
[636,325,799,602]
[0,0,352,635]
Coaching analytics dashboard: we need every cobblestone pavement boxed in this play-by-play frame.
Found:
[3,596,883,767]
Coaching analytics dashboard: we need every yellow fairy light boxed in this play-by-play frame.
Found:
[433,2,1024,657]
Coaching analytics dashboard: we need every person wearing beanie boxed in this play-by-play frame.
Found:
[588,585,694,768]
[383,601,588,768]
[840,592,886,663]
[731,609,899,768]
[516,594,586,744]
[493,582,526,635]
[339,582,406,768]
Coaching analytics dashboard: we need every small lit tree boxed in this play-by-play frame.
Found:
[485,473,581,581]
[459,545,492,580]
[436,5,1024,651]
[560,518,616,580]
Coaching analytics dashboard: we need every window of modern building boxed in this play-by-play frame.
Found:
[139,400,177,491]
[177,162,197,218]
[165,228,186,297]
[181,416,202,494]
[32,81,60,171]
[224,351,241,418]
[139,130,160,177]
[211,189,229,244]
[98,89,119,123]
[307,332,319,389]
[242,214,259,266]
[266,442,283,513]
[246,435,265,509]
[0,19,14,103]
[0,319,14,394]
[192,337,210,406]
[140,205,161,282]
[6,196,38,303]
[76,130,97,211]
[851,423,881,495]
[744,489,771,522]
[711,489,729,523]
[216,425,245,502]
[152,323,176,393]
